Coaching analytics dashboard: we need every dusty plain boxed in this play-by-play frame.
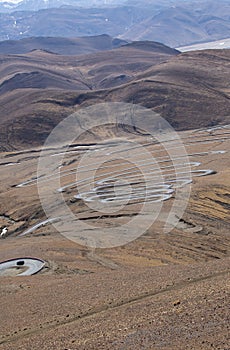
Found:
[0,124,229,349]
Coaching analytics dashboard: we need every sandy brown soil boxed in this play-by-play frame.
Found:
[0,126,229,349]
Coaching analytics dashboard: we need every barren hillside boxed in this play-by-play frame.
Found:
[0,43,229,150]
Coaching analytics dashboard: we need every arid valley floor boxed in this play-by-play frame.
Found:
[0,123,229,350]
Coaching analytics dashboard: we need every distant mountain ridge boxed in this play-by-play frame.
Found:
[0,0,230,47]
[0,0,127,12]
[0,35,128,55]
[0,0,127,13]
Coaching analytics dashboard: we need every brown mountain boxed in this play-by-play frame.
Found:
[0,34,128,56]
[0,42,229,150]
